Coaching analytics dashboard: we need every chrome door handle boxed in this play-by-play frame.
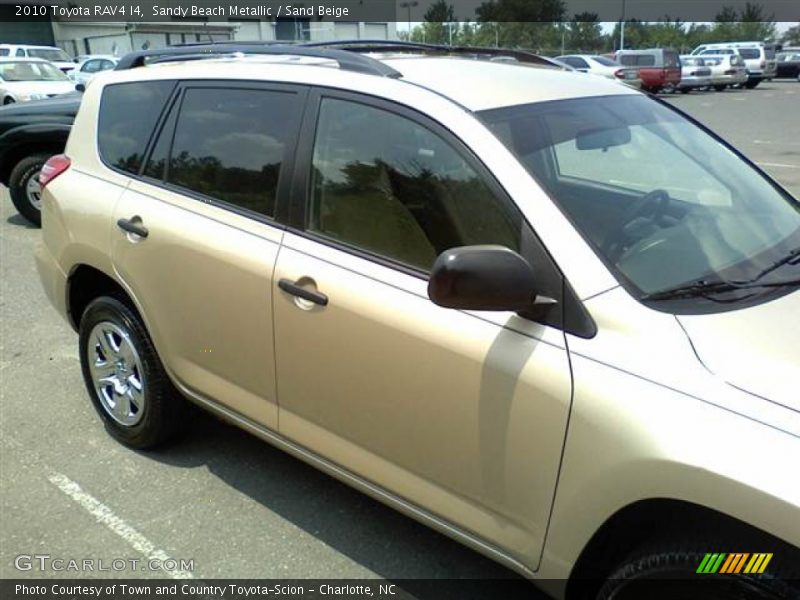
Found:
[117,216,148,238]
[278,279,328,306]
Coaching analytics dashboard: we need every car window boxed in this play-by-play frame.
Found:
[308,98,523,272]
[0,61,68,81]
[562,56,589,69]
[0,49,9,56]
[99,59,115,71]
[82,59,100,73]
[163,87,297,218]
[15,49,25,57]
[738,48,760,59]
[592,56,618,67]
[98,81,175,174]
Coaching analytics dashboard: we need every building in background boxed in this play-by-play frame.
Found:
[2,12,396,58]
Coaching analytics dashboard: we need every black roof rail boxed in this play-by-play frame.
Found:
[114,43,402,78]
[302,39,558,68]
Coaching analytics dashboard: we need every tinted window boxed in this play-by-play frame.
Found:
[0,49,9,56]
[637,55,656,66]
[165,87,297,217]
[738,48,760,59]
[99,81,174,174]
[309,98,522,272]
[562,56,589,69]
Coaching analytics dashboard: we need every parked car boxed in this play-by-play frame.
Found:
[0,92,80,225]
[35,42,800,599]
[0,58,76,105]
[677,56,712,92]
[698,53,749,90]
[0,44,75,74]
[555,54,641,88]
[70,55,120,86]
[614,48,681,93]
[776,52,800,79]
[692,42,778,88]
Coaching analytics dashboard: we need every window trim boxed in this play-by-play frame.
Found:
[129,79,309,226]
[287,86,596,337]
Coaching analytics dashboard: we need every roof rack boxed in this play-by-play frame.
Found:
[303,39,558,68]
[114,43,402,78]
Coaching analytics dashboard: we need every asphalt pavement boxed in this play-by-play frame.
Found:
[1,80,798,590]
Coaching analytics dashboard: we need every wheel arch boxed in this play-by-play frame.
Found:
[0,125,71,185]
[565,498,799,600]
[66,264,132,331]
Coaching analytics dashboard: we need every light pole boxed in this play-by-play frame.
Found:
[400,1,419,39]
[619,0,626,50]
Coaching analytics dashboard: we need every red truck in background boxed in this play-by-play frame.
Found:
[613,49,682,93]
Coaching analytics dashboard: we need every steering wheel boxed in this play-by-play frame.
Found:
[603,189,672,262]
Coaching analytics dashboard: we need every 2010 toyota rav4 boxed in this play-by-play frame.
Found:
[35,43,800,600]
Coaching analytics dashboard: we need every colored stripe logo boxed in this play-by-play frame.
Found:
[697,553,773,574]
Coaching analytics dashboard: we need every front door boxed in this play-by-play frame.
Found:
[273,92,573,569]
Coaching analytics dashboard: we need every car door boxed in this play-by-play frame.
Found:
[108,80,307,429]
[272,90,573,570]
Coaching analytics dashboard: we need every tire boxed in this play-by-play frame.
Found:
[8,153,49,227]
[680,88,690,94]
[79,295,185,448]
[745,79,760,89]
[714,84,727,91]
[597,543,799,600]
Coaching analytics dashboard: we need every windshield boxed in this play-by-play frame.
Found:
[479,95,800,307]
[0,61,68,81]
[592,56,619,67]
[27,48,71,62]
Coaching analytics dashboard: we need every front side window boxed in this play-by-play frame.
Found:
[164,87,298,218]
[309,98,522,272]
[98,80,174,174]
[480,95,800,309]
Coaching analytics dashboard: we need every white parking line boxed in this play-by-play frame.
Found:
[754,139,800,146]
[756,162,799,169]
[47,472,194,579]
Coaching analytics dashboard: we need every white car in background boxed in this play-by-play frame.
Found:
[0,58,76,104]
[697,53,749,90]
[0,44,75,74]
[70,55,120,86]
[693,42,778,88]
[555,54,641,88]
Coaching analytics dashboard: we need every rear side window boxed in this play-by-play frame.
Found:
[0,49,9,56]
[98,81,174,174]
[162,87,298,218]
[738,48,760,59]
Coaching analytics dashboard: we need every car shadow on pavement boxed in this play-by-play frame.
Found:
[143,409,549,599]
[6,213,37,229]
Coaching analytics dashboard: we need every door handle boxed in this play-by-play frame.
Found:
[278,279,328,306]
[117,216,149,238]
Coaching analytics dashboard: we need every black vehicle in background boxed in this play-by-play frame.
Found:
[776,52,800,79]
[0,92,80,226]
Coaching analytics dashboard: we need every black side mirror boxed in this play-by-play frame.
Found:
[75,83,85,93]
[428,245,538,311]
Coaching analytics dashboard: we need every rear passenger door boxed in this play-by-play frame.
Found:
[106,81,306,429]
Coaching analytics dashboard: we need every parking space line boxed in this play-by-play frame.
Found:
[47,472,194,579]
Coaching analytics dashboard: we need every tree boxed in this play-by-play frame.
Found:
[782,24,800,46]
[567,12,604,53]
[409,0,457,45]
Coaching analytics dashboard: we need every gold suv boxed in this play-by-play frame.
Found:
[35,43,800,599]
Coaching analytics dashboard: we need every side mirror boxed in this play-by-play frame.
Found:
[75,83,85,93]
[428,245,538,311]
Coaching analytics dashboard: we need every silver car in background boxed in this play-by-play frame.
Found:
[700,53,748,90]
[678,56,712,92]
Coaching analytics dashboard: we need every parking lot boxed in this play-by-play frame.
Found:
[1,80,798,588]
